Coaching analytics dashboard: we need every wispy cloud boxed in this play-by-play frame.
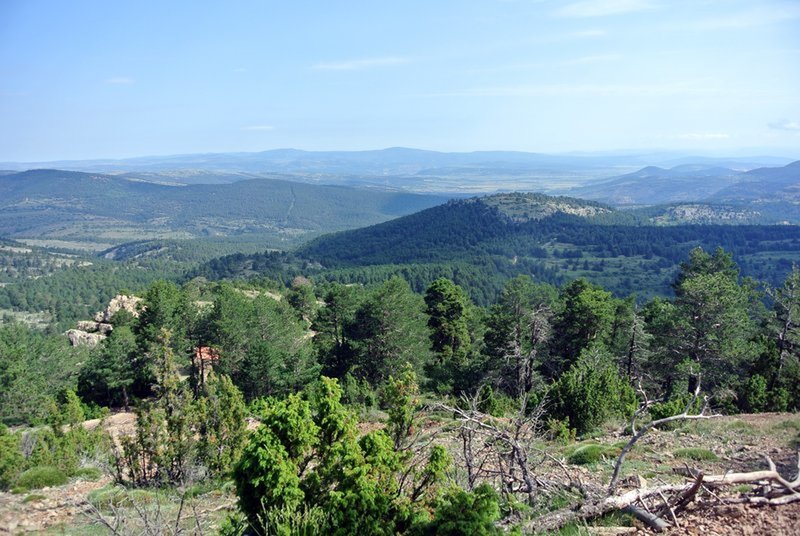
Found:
[691,3,800,30]
[312,57,409,71]
[104,77,135,85]
[554,0,657,18]
[241,125,275,131]
[675,133,730,141]
[769,120,800,132]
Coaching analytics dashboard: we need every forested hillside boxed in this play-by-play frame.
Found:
[2,245,799,534]
[192,193,800,303]
[0,169,447,248]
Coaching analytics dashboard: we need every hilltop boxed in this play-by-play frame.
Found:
[188,192,800,303]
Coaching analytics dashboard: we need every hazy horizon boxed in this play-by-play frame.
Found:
[2,0,799,161]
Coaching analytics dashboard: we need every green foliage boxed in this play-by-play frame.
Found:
[194,373,248,478]
[260,505,331,536]
[14,466,68,491]
[476,385,502,417]
[287,276,317,321]
[413,484,502,536]
[347,277,432,386]
[671,248,761,392]
[382,364,420,449]
[738,374,768,413]
[115,331,204,486]
[312,283,362,379]
[552,279,616,370]
[566,444,619,466]
[340,372,376,408]
[0,425,23,490]
[424,278,472,364]
[19,394,111,478]
[545,418,576,445]
[233,377,450,536]
[78,325,140,408]
[648,393,703,424]
[483,276,554,396]
[673,448,719,461]
[73,466,103,481]
[208,283,319,400]
[550,347,637,435]
[0,321,90,425]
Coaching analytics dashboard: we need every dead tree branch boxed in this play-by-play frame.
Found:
[608,378,719,495]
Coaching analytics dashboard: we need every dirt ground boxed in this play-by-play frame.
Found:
[0,476,111,534]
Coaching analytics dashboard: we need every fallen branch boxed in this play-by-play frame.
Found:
[608,378,719,495]
[528,456,799,533]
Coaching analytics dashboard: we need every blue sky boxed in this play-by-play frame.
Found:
[1,0,799,161]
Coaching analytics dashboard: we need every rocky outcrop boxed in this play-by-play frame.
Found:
[93,294,142,323]
[66,294,142,347]
[65,329,106,347]
[76,320,113,334]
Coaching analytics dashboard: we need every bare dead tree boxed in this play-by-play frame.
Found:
[435,390,551,504]
[82,486,223,535]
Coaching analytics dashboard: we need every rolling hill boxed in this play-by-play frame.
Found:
[565,160,800,224]
[0,169,448,248]
[190,192,800,303]
[566,165,744,206]
[4,148,794,195]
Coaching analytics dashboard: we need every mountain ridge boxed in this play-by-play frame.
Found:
[0,169,448,247]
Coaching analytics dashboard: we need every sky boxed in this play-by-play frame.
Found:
[1,0,799,161]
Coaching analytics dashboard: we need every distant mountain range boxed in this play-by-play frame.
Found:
[2,148,795,194]
[0,169,447,247]
[563,160,800,224]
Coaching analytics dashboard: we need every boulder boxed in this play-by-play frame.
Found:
[96,322,113,335]
[76,320,100,332]
[96,295,143,323]
[65,329,106,347]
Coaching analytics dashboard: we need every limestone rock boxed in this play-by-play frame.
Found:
[97,322,113,335]
[96,294,142,323]
[76,320,100,332]
[65,329,106,347]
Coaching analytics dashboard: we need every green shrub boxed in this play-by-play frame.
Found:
[413,484,502,535]
[73,467,102,481]
[88,485,128,509]
[649,394,704,429]
[567,444,618,465]
[260,505,330,536]
[341,372,376,408]
[768,387,790,412]
[234,377,450,536]
[545,418,576,445]
[477,384,502,417]
[88,485,161,509]
[0,425,23,490]
[14,466,68,491]
[738,375,768,413]
[673,448,719,461]
[550,348,637,435]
